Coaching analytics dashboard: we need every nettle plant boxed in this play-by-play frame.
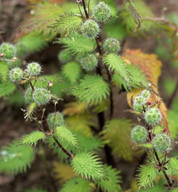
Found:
[0,0,178,192]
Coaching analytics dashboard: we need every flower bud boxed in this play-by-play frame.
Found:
[131,125,148,143]
[9,67,23,82]
[81,19,99,39]
[133,95,147,113]
[144,107,162,125]
[26,62,41,76]
[80,54,98,71]
[32,88,51,106]
[47,112,64,129]
[92,2,111,22]
[152,133,171,152]
[0,43,16,59]
[103,38,120,53]
[140,89,151,99]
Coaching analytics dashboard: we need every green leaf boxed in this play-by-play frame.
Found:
[138,143,153,149]
[101,119,135,161]
[62,62,81,83]
[60,177,92,192]
[95,165,122,192]
[72,75,110,105]
[57,33,96,54]
[56,125,77,147]
[103,54,131,86]
[137,164,158,189]
[0,141,35,175]
[21,131,46,146]
[52,12,82,36]
[168,157,178,175]
[71,152,105,180]
[168,110,178,139]
[0,61,9,81]
[0,81,16,97]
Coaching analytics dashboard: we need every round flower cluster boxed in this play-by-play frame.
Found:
[152,133,171,152]
[92,2,111,22]
[9,67,23,82]
[58,49,72,63]
[141,89,151,99]
[103,38,120,53]
[32,88,51,106]
[26,62,41,76]
[144,107,162,125]
[80,54,98,71]
[81,19,99,39]
[131,125,148,143]
[0,43,16,59]
[47,112,64,129]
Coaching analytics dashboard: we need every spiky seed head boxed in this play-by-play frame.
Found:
[133,95,147,113]
[32,88,51,106]
[47,112,64,129]
[131,125,148,143]
[24,87,33,104]
[92,2,111,22]
[81,19,99,39]
[103,38,120,54]
[26,62,41,76]
[0,43,16,59]
[58,49,72,63]
[144,107,162,125]
[80,54,98,71]
[152,133,171,152]
[9,67,23,82]
[140,89,151,99]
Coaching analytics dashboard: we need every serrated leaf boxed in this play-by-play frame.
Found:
[137,164,158,189]
[57,33,96,54]
[52,12,82,36]
[56,125,77,146]
[72,75,110,106]
[101,119,135,161]
[71,152,105,180]
[95,165,122,192]
[62,62,81,83]
[53,162,75,184]
[60,177,92,192]
[168,157,178,175]
[0,141,35,175]
[103,54,131,86]
[0,81,16,97]
[21,131,46,146]
[0,61,9,81]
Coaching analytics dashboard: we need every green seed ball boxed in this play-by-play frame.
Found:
[140,89,151,99]
[80,54,98,71]
[9,67,23,82]
[27,62,41,76]
[32,88,51,106]
[58,49,72,63]
[0,43,16,59]
[92,2,111,22]
[133,95,146,113]
[81,19,99,39]
[47,112,64,129]
[24,87,33,104]
[103,38,120,53]
[144,108,162,125]
[131,125,148,143]
[152,133,171,152]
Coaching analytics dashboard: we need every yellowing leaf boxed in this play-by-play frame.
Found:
[53,162,75,184]
[101,119,137,161]
[124,49,168,132]
[63,102,87,116]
